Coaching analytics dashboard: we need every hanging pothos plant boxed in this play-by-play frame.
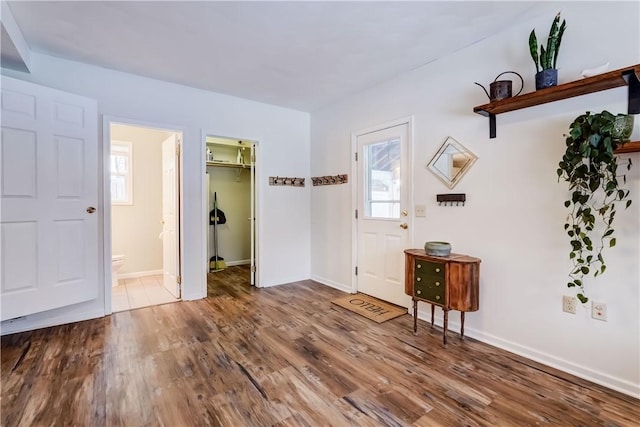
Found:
[557,110,634,303]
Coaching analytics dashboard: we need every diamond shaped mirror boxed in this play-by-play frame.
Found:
[427,137,478,189]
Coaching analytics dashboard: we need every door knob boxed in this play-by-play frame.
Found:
[86,206,96,214]
[400,223,408,229]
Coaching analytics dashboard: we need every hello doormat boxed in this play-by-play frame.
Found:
[331,293,406,323]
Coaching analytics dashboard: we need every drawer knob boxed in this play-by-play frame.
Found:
[417,264,422,269]
[435,268,441,273]
[416,277,421,282]
[435,282,440,286]
[416,290,422,295]
[436,295,441,300]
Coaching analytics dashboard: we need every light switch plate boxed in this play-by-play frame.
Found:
[592,301,607,321]
[415,205,426,217]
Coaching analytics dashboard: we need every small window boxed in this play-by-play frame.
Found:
[364,138,401,219]
[110,141,133,205]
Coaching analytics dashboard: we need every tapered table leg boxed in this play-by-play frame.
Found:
[413,298,418,335]
[430,304,435,328]
[443,309,449,347]
[460,311,466,340]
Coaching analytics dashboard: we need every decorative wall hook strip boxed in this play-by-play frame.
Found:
[436,193,466,206]
[269,176,305,187]
[311,174,348,186]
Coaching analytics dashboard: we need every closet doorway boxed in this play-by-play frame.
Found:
[205,136,257,290]
[108,122,183,312]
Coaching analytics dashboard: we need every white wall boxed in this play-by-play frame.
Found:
[310,2,640,397]
[111,124,170,275]
[1,51,311,333]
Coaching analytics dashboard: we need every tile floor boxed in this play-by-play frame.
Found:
[111,274,178,313]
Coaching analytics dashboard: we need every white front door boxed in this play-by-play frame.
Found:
[355,122,411,307]
[161,134,180,298]
[0,76,99,321]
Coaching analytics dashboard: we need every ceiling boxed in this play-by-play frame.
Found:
[2,1,547,112]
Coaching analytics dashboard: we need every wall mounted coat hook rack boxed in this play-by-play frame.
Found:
[311,174,348,186]
[437,193,466,206]
[269,176,305,187]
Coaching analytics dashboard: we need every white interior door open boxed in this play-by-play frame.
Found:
[0,76,99,321]
[161,134,180,298]
[355,122,411,308]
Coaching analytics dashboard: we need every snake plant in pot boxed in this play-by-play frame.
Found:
[529,12,566,90]
[557,111,634,303]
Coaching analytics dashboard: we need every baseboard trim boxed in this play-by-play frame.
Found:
[260,275,311,288]
[415,308,639,399]
[118,269,163,280]
[310,275,353,293]
[226,259,251,267]
[0,308,105,336]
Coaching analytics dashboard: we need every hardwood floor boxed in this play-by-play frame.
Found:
[2,266,638,426]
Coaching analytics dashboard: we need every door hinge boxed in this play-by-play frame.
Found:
[355,209,358,219]
[355,152,358,161]
[177,275,182,285]
[251,265,256,273]
[176,145,181,157]
[355,266,358,276]
[251,154,256,163]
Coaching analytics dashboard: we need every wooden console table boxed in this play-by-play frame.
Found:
[404,249,481,346]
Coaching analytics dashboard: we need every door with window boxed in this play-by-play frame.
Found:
[355,122,411,307]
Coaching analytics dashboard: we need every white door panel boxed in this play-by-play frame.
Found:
[356,123,411,307]
[383,233,403,284]
[1,76,98,321]
[161,134,180,298]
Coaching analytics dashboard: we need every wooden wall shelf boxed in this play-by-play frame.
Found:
[473,64,640,145]
[615,140,640,154]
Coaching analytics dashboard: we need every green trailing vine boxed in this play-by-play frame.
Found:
[557,111,633,303]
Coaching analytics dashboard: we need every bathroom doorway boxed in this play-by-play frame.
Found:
[205,135,257,291]
[108,122,183,312]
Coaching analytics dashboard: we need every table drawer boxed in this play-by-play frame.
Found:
[414,276,445,303]
[414,259,445,279]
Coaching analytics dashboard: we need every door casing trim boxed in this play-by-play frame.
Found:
[200,131,261,297]
[102,116,186,314]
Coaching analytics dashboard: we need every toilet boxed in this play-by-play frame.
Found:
[112,254,125,287]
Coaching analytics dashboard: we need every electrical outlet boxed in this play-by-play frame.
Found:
[592,301,607,321]
[415,205,426,217]
[562,295,576,314]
